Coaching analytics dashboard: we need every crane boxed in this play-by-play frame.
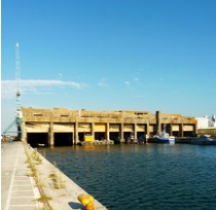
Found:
[2,42,23,141]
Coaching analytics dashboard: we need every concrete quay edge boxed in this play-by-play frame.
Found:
[29,143,108,210]
[1,141,108,210]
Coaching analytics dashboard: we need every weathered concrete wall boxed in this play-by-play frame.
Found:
[197,128,216,136]
[21,107,197,145]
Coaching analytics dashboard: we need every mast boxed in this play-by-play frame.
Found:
[2,43,23,140]
[15,42,22,140]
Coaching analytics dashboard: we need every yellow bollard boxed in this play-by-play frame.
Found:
[78,194,94,210]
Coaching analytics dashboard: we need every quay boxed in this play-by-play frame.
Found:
[1,142,39,210]
[20,107,197,147]
[1,141,108,210]
[197,127,216,136]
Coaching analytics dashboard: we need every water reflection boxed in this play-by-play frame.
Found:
[38,144,216,210]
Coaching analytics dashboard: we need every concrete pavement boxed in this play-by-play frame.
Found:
[1,141,40,210]
[1,142,108,210]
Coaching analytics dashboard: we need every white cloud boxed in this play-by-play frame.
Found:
[124,77,139,87]
[1,79,87,99]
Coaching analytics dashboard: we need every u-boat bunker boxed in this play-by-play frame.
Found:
[21,107,197,146]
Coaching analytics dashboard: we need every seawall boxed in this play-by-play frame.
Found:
[25,143,108,210]
[1,141,108,210]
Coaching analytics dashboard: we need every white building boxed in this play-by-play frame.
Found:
[210,114,216,127]
[196,116,209,129]
[196,115,216,129]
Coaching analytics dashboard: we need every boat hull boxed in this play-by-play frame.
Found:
[191,135,216,145]
[156,137,175,144]
[191,139,216,145]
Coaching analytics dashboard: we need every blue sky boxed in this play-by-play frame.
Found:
[1,0,216,132]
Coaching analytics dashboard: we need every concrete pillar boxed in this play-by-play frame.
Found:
[170,124,173,136]
[180,123,184,137]
[120,123,124,143]
[146,122,149,138]
[156,111,161,135]
[72,126,74,145]
[91,123,95,139]
[134,124,137,140]
[194,124,197,135]
[75,122,79,144]
[49,122,54,146]
[72,128,75,145]
[106,123,110,140]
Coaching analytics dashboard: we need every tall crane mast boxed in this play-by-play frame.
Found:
[15,42,22,140]
[2,42,23,141]
[15,42,22,120]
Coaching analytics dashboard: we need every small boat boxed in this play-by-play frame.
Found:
[155,132,175,144]
[148,124,175,144]
[191,135,216,145]
[148,133,175,144]
[37,143,46,147]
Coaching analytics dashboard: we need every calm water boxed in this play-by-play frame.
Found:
[38,144,216,210]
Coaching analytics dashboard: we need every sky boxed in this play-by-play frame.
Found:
[1,0,216,132]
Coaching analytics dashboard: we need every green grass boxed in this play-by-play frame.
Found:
[36,194,53,202]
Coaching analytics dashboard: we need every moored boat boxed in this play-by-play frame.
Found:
[191,135,216,145]
[156,134,175,143]
[148,132,175,144]
[155,132,175,143]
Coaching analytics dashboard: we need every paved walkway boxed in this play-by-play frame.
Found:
[1,142,39,210]
[1,142,108,210]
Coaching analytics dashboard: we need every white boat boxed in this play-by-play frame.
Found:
[154,124,175,143]
[155,132,175,144]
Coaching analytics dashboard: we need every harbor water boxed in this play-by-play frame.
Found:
[38,144,216,210]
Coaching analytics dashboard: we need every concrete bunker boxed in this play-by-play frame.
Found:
[21,108,198,145]
[95,132,106,141]
[94,123,106,141]
[124,132,132,143]
[27,133,49,147]
[109,124,120,143]
[54,132,73,146]
[137,132,145,140]
[109,132,120,142]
